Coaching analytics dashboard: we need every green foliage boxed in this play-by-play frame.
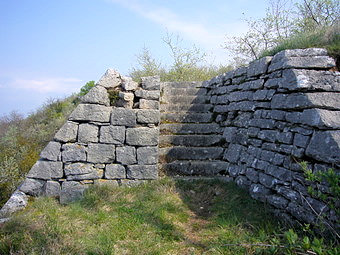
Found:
[226,0,340,65]
[107,88,120,106]
[130,33,233,83]
[0,96,78,207]
[78,80,95,97]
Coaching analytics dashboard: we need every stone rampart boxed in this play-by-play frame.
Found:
[0,70,161,217]
[204,48,339,229]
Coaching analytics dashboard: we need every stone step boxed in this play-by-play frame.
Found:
[161,88,208,96]
[159,147,224,162]
[161,81,203,89]
[160,104,212,112]
[161,112,212,123]
[159,135,223,147]
[161,96,210,104]
[160,123,223,135]
[159,160,229,176]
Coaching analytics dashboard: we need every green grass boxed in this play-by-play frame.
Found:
[0,178,285,255]
[260,25,340,68]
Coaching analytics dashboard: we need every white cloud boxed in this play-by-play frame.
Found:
[107,0,248,64]
[5,77,83,94]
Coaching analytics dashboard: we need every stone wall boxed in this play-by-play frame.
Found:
[204,48,339,229]
[0,70,161,217]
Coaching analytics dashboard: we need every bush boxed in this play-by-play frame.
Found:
[130,33,233,82]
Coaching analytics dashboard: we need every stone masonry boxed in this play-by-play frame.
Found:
[1,48,339,232]
[0,69,161,217]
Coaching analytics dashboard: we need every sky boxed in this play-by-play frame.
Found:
[0,0,269,116]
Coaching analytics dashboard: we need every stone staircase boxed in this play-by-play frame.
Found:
[159,82,229,176]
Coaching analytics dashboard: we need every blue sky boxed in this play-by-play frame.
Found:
[0,0,268,116]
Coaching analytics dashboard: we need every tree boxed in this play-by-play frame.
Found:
[225,0,339,64]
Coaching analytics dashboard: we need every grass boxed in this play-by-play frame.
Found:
[260,25,340,69]
[0,178,286,255]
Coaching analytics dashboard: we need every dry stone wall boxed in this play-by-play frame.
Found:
[204,48,339,229]
[0,70,161,217]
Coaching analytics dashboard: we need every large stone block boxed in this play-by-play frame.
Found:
[268,48,335,72]
[126,127,159,146]
[301,109,340,128]
[127,165,158,179]
[78,124,99,143]
[19,178,45,196]
[111,108,136,126]
[139,99,160,109]
[136,109,160,124]
[116,146,137,165]
[105,164,126,179]
[40,141,61,161]
[306,131,340,164]
[60,181,87,204]
[54,121,78,143]
[27,160,63,180]
[87,143,115,163]
[249,183,271,202]
[100,125,125,144]
[96,69,122,88]
[121,76,138,91]
[141,76,160,90]
[69,104,112,122]
[134,89,160,100]
[223,144,244,163]
[80,85,110,106]
[137,147,158,165]
[0,191,28,218]
[62,144,87,162]
[45,181,61,197]
[64,163,102,180]
[247,56,272,77]
[267,195,289,209]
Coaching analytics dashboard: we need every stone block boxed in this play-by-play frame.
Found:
[111,108,136,126]
[258,130,278,142]
[27,160,63,180]
[60,181,87,204]
[80,85,110,106]
[223,127,238,142]
[105,164,126,179]
[62,144,86,162]
[78,124,99,143]
[0,191,28,218]
[116,146,137,165]
[276,132,293,144]
[223,144,244,163]
[137,147,158,165]
[134,89,160,100]
[65,163,102,181]
[245,168,259,183]
[267,195,289,209]
[69,104,112,122]
[19,178,45,196]
[126,127,159,146]
[306,131,340,164]
[122,76,138,91]
[127,165,158,179]
[54,121,78,143]
[45,181,61,197]
[94,179,120,186]
[100,125,125,144]
[96,69,122,88]
[247,56,272,77]
[301,109,340,128]
[259,173,278,188]
[141,76,160,90]
[87,143,115,163]
[40,141,61,161]
[266,165,292,182]
[293,134,310,148]
[235,176,251,188]
[275,186,301,203]
[139,99,160,109]
[137,109,160,124]
[249,183,271,202]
